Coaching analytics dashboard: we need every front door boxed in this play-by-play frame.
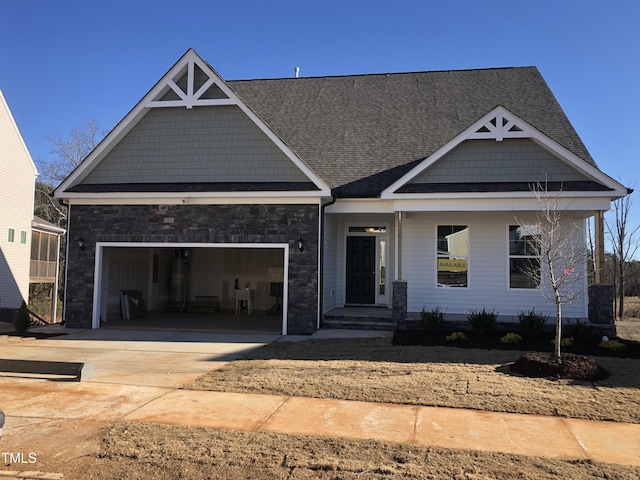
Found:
[346,236,376,304]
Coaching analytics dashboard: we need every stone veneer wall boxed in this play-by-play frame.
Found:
[392,281,407,326]
[64,203,319,334]
[588,283,615,325]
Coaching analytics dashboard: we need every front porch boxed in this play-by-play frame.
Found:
[323,306,395,331]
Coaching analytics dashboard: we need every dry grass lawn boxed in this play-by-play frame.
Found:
[185,337,640,424]
[60,321,640,479]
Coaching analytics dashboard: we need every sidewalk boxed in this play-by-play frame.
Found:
[0,325,638,478]
[122,389,640,467]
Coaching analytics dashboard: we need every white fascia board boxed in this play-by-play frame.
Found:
[55,49,331,198]
[325,199,395,214]
[381,105,627,199]
[392,196,613,212]
[65,194,324,206]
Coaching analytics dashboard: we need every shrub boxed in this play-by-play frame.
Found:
[417,306,446,330]
[14,300,31,334]
[599,339,627,351]
[565,319,593,341]
[467,307,497,334]
[446,331,468,342]
[517,308,548,337]
[551,337,574,347]
[500,332,523,344]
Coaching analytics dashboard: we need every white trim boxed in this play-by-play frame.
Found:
[326,199,396,214]
[381,105,628,200]
[55,49,330,199]
[91,241,289,334]
[392,196,613,213]
[62,193,325,205]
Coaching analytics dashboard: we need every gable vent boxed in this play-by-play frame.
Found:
[470,112,529,141]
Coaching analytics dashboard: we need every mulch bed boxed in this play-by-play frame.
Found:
[392,329,640,359]
[393,329,639,381]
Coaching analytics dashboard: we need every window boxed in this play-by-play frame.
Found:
[437,225,468,287]
[7,228,15,242]
[509,225,541,288]
[20,230,27,244]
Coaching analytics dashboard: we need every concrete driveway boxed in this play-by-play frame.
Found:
[0,327,281,474]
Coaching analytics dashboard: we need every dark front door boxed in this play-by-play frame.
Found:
[346,236,376,304]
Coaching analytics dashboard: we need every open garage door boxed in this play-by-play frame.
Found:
[92,243,288,334]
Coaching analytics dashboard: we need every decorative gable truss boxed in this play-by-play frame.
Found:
[146,54,234,109]
[382,105,628,204]
[56,49,330,200]
[468,109,525,141]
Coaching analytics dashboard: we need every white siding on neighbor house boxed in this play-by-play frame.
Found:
[0,91,37,309]
[402,211,588,321]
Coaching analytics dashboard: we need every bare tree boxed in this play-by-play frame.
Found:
[34,118,109,228]
[519,182,590,362]
[606,190,639,319]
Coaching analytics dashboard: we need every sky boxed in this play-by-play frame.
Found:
[1,1,638,219]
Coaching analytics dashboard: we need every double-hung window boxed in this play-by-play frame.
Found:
[508,225,541,288]
[437,225,468,287]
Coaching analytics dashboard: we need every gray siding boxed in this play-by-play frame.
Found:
[410,139,590,184]
[82,106,311,185]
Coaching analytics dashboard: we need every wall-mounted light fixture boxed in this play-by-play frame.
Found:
[78,238,86,251]
[297,236,305,253]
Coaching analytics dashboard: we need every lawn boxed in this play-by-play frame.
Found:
[72,322,640,480]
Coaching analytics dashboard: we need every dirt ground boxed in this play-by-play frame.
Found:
[3,319,640,479]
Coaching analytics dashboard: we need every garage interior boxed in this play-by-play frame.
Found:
[98,246,285,334]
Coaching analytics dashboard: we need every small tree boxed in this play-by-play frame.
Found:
[606,189,639,319]
[519,182,590,363]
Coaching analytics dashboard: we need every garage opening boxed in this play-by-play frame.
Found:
[93,243,288,334]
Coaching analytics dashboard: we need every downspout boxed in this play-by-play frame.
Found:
[318,191,337,329]
[61,202,71,326]
[397,211,403,280]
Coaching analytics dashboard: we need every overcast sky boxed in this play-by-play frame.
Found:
[1,0,638,219]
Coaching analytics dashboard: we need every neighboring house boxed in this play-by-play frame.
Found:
[30,216,66,323]
[54,49,627,334]
[0,89,38,320]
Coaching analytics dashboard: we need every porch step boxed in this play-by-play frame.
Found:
[322,316,396,331]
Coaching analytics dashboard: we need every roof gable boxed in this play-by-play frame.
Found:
[229,67,602,197]
[382,106,627,199]
[55,49,330,199]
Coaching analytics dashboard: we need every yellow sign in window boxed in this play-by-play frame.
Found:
[438,258,467,272]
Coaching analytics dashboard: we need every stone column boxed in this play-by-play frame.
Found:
[392,280,407,327]
[588,283,615,335]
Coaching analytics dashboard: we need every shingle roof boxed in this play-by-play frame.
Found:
[229,67,596,197]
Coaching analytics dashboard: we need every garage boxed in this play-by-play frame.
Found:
[92,243,288,334]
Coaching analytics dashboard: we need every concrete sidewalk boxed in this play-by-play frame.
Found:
[0,326,638,477]
[123,390,640,467]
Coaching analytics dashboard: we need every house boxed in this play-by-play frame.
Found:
[54,49,627,334]
[0,89,38,320]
